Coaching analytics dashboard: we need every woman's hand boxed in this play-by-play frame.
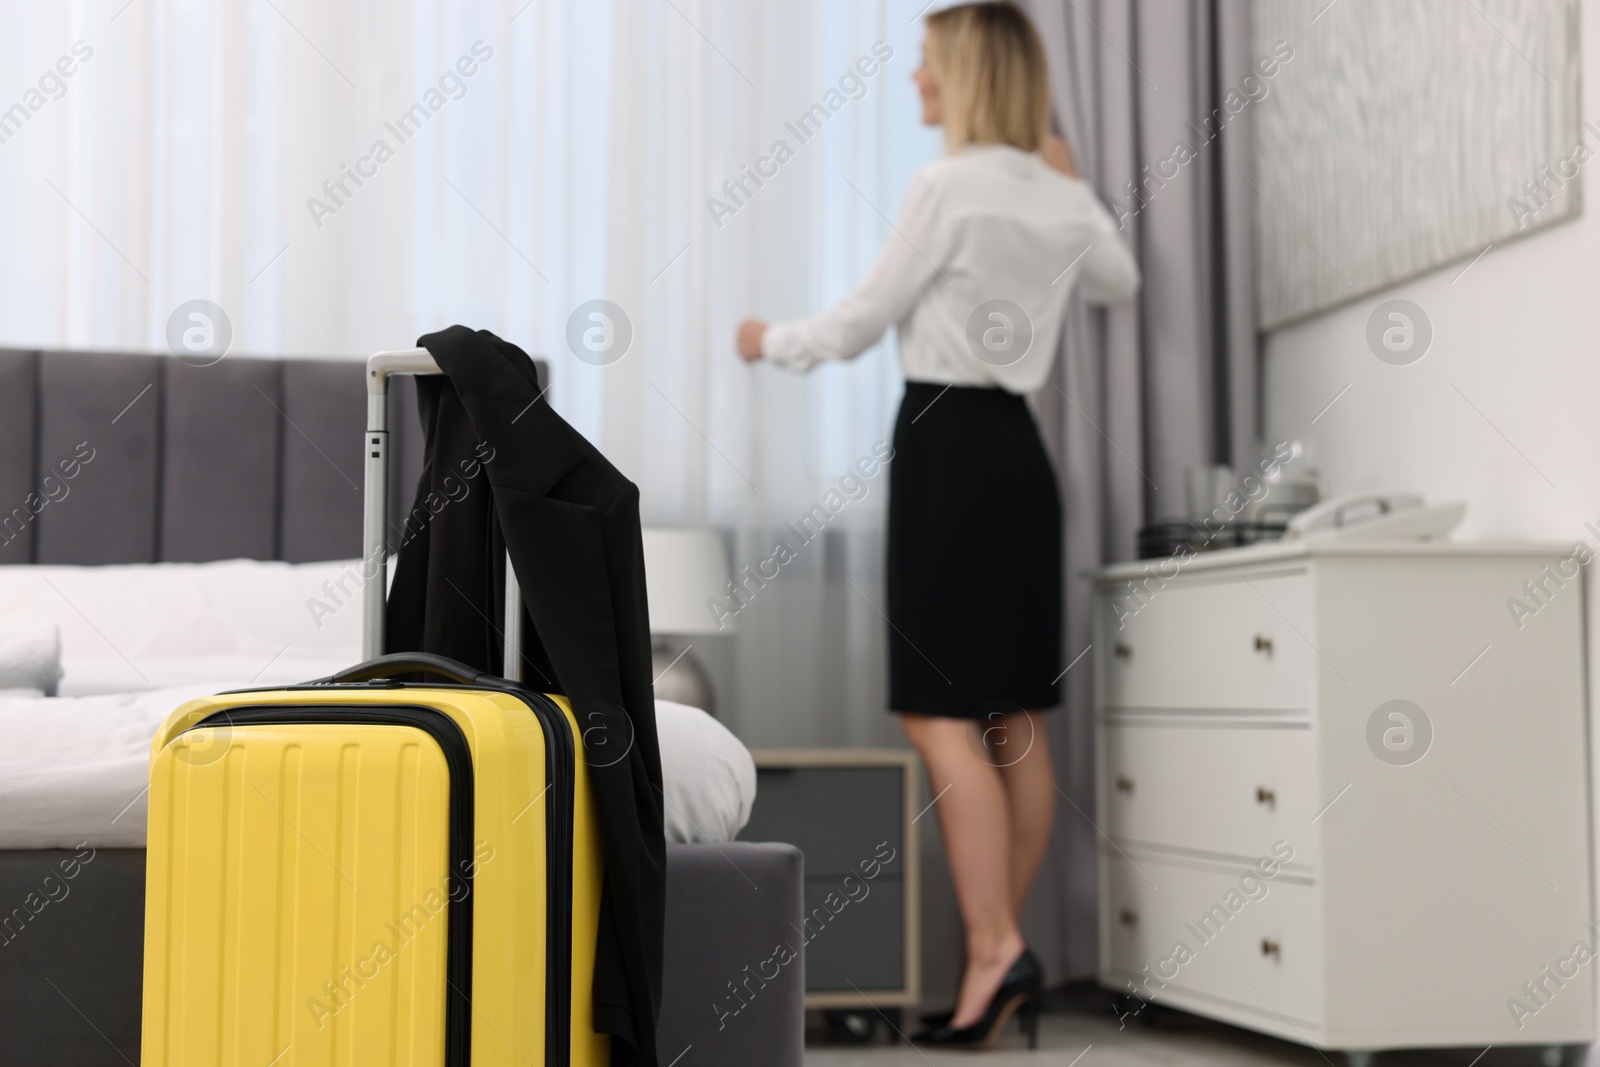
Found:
[736,319,768,362]
[1043,134,1077,178]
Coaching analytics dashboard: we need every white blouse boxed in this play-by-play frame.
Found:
[762,144,1140,394]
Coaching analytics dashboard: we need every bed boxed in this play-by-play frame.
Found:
[0,349,804,1067]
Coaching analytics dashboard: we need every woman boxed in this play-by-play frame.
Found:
[736,2,1139,1051]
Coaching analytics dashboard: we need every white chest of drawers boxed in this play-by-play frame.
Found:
[1091,540,1595,1061]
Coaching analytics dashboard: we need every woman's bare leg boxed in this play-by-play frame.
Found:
[900,713,1027,1029]
[993,711,1055,917]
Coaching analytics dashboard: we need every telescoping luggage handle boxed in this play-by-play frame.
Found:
[363,349,525,682]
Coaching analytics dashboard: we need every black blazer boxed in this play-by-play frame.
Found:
[386,325,664,1066]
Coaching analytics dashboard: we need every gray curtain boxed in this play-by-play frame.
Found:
[1019,0,1259,981]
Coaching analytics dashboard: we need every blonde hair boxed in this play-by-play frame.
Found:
[925,2,1052,154]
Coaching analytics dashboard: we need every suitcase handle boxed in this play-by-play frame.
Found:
[364,349,526,683]
[324,652,513,689]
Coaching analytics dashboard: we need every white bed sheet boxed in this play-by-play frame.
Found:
[0,688,755,850]
[654,699,757,845]
[61,656,359,695]
[0,684,218,849]
[0,557,757,849]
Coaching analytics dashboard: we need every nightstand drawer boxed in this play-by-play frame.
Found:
[1101,571,1313,712]
[1102,722,1319,866]
[1103,853,1323,1027]
[742,765,904,876]
[741,750,920,1008]
[800,877,904,992]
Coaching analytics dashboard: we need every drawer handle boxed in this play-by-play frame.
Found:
[1253,634,1273,654]
[1119,909,1139,927]
[1260,938,1281,959]
[1114,642,1133,660]
[1256,786,1276,806]
[1115,776,1136,795]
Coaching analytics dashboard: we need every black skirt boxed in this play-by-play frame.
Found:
[886,381,1063,717]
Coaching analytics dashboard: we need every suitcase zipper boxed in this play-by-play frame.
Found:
[511,691,576,1067]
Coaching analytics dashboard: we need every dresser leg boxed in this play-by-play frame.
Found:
[1540,1045,1567,1067]
[1342,1052,1375,1067]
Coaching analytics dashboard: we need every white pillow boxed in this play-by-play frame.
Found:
[0,622,63,695]
[0,559,367,695]
[655,699,756,844]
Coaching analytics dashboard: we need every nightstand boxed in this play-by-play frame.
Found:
[738,749,921,1038]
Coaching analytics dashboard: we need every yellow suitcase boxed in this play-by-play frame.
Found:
[141,351,607,1066]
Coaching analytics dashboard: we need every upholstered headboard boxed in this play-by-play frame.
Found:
[0,349,547,565]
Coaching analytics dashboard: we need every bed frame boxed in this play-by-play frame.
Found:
[0,347,465,565]
[0,349,805,1067]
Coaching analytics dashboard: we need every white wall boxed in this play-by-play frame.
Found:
[1261,12,1600,1050]
[1262,109,1600,545]
[1260,0,1600,540]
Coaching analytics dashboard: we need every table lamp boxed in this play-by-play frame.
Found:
[641,527,735,716]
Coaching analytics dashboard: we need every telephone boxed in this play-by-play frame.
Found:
[1283,492,1466,542]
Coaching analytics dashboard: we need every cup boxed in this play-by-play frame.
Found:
[1185,465,1234,523]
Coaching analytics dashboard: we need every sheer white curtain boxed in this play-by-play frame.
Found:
[600,2,938,749]
[0,0,938,746]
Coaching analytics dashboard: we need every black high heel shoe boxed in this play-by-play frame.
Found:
[912,947,1043,1050]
